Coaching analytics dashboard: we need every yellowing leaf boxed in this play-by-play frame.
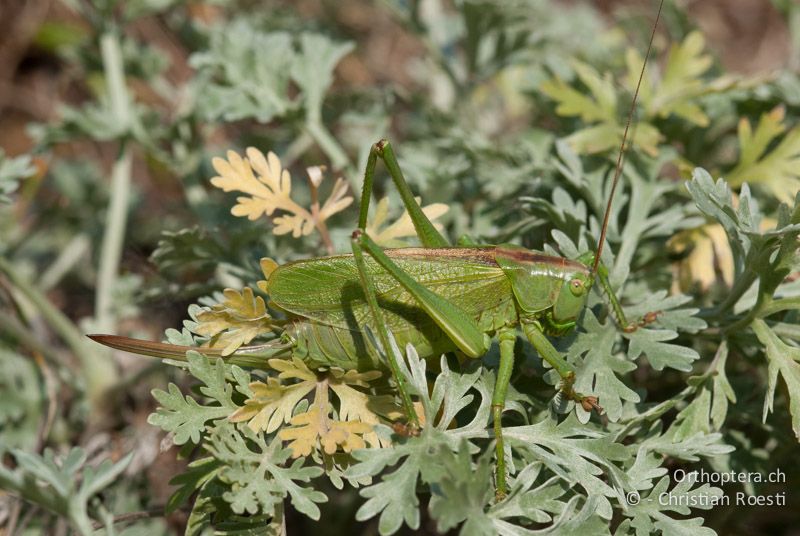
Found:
[211,148,302,220]
[318,177,353,220]
[366,196,449,247]
[195,287,273,355]
[231,359,395,454]
[541,60,662,156]
[229,377,315,433]
[543,32,732,156]
[274,213,315,237]
[632,31,713,126]
[727,107,800,204]
[257,257,278,294]
[668,224,733,293]
[268,355,317,382]
[564,122,661,157]
[278,382,374,458]
[231,356,317,433]
[280,408,374,457]
[540,61,617,124]
[210,147,353,242]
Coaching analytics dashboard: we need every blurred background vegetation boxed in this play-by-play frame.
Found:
[1,0,799,534]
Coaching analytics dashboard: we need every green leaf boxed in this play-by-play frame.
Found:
[505,412,631,520]
[290,33,354,117]
[624,476,722,536]
[205,422,327,520]
[622,292,704,373]
[568,310,639,423]
[150,226,224,274]
[669,342,736,440]
[148,351,237,445]
[190,23,295,122]
[149,383,229,445]
[625,328,699,372]
[540,61,662,156]
[191,23,352,125]
[540,61,617,124]
[0,349,42,450]
[0,448,132,536]
[686,170,800,314]
[753,319,800,440]
[727,107,800,204]
[686,169,797,264]
[428,443,495,535]
[0,150,35,203]
[350,442,425,534]
[641,422,734,463]
[344,343,492,535]
[166,457,222,514]
[488,464,569,526]
[632,31,714,126]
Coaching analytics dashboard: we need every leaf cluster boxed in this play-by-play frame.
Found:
[3,1,800,535]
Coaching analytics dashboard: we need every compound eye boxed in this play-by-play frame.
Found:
[569,278,584,297]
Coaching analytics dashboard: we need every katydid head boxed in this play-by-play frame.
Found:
[495,246,592,334]
[551,269,593,326]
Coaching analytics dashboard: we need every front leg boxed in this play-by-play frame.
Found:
[594,260,660,333]
[521,319,601,413]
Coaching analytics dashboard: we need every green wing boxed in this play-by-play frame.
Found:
[266,247,513,335]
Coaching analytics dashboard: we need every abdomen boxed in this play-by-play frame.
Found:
[268,248,519,369]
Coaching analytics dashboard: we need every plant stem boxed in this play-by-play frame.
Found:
[90,507,165,530]
[84,29,134,405]
[711,266,758,318]
[0,257,113,407]
[95,30,132,337]
[101,31,132,128]
[94,144,132,336]
[39,233,91,291]
[0,308,68,366]
[308,181,335,255]
[759,296,800,317]
[0,257,92,366]
[305,120,351,175]
[770,321,800,341]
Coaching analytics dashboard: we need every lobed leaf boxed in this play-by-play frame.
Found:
[0,448,132,535]
[728,107,800,204]
[753,319,800,441]
[148,352,237,444]
[205,422,327,520]
[569,310,639,423]
[505,413,631,520]
[195,287,274,355]
[622,476,722,536]
[210,147,353,239]
[366,196,449,247]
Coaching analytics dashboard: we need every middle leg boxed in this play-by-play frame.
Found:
[492,327,517,500]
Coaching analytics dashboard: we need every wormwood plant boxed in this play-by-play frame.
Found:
[2,1,799,535]
[143,145,799,535]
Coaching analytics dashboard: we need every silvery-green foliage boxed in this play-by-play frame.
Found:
[2,1,799,535]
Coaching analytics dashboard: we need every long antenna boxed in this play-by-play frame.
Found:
[592,0,665,275]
